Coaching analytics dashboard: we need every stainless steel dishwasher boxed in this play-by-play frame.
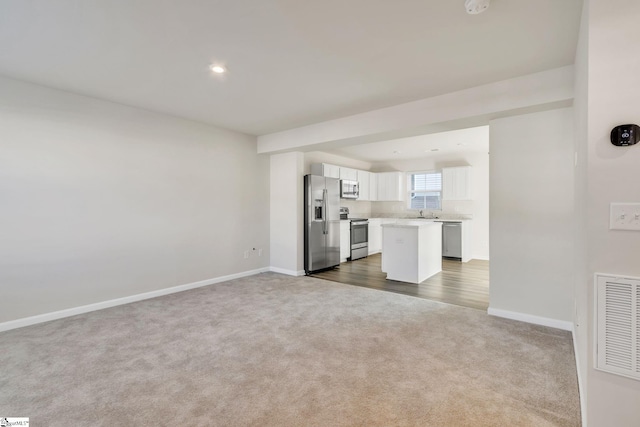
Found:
[441,221,462,259]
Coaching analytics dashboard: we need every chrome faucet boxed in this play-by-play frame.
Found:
[419,210,424,218]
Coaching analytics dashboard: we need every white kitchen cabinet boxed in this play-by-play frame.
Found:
[339,167,358,181]
[310,163,340,179]
[381,222,443,283]
[379,218,397,271]
[369,173,378,201]
[368,219,382,254]
[376,218,473,262]
[461,220,472,262]
[357,170,370,201]
[340,220,351,262]
[376,172,404,201]
[442,166,472,200]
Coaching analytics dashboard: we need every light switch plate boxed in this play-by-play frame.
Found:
[610,203,640,231]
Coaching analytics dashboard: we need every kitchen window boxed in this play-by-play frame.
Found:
[407,171,442,210]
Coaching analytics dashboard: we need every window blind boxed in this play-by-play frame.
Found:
[408,171,442,210]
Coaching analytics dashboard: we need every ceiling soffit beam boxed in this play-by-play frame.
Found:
[257,65,574,154]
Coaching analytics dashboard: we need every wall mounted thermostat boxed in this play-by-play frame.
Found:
[610,124,640,146]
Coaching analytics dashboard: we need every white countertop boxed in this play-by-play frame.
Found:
[364,217,468,222]
[343,217,467,224]
[381,221,443,229]
[406,218,463,223]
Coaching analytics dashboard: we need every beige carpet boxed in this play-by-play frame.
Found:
[0,273,580,426]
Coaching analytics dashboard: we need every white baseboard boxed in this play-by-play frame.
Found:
[487,307,573,331]
[269,267,305,276]
[0,267,270,333]
[572,324,587,427]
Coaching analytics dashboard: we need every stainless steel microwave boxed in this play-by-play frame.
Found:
[340,180,359,199]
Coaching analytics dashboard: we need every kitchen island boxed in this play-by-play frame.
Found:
[381,221,443,284]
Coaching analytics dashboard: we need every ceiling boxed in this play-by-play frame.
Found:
[0,0,583,136]
[326,126,489,163]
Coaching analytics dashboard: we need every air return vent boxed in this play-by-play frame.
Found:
[595,274,640,380]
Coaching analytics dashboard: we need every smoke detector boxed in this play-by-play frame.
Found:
[465,0,490,14]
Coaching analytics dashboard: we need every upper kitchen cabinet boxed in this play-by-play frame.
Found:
[377,172,404,201]
[357,170,370,201]
[310,163,340,179]
[310,163,381,201]
[311,163,359,181]
[339,167,358,181]
[442,166,472,201]
[369,173,378,201]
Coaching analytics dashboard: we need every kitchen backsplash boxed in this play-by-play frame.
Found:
[341,199,473,220]
[369,212,473,220]
[339,199,371,218]
[370,201,473,219]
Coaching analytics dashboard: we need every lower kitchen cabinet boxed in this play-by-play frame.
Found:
[376,218,473,262]
[368,219,382,254]
[340,220,351,262]
[342,217,473,263]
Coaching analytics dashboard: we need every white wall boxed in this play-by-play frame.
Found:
[489,108,574,325]
[270,152,304,275]
[372,149,490,260]
[0,76,270,324]
[581,1,640,425]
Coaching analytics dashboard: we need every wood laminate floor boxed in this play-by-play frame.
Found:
[311,254,490,310]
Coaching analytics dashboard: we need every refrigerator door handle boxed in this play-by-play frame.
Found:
[323,188,328,234]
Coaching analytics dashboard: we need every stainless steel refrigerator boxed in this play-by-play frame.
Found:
[304,175,340,274]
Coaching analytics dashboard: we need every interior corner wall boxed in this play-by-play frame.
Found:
[269,151,304,275]
[489,107,574,324]
[584,0,640,425]
[572,0,589,423]
[0,76,270,324]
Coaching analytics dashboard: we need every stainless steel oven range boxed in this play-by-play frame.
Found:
[350,218,369,260]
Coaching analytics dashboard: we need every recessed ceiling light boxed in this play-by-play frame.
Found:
[393,150,401,154]
[210,64,226,74]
